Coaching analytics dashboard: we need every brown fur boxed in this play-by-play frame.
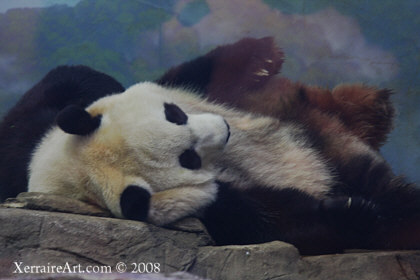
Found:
[208,73,394,150]
[158,37,284,104]
[160,37,395,150]
[305,84,395,149]
[207,37,284,104]
[235,80,381,166]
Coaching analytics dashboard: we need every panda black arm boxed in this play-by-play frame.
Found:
[201,182,345,255]
[156,37,283,97]
[156,55,214,94]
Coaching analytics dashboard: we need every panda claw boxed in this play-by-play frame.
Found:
[346,197,352,208]
[320,196,380,229]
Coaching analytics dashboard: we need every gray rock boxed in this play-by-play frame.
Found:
[301,251,420,280]
[1,271,208,280]
[2,192,112,217]
[191,241,304,280]
[0,208,210,278]
[1,195,419,280]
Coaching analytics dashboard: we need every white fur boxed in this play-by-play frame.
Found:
[29,82,333,225]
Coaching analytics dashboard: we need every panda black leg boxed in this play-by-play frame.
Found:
[332,155,420,249]
[320,196,380,248]
[321,196,380,224]
[120,185,151,222]
[202,182,347,255]
[367,179,420,250]
[320,196,380,233]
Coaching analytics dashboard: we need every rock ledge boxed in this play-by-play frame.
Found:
[0,193,419,280]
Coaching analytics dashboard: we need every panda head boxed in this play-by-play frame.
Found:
[30,82,230,222]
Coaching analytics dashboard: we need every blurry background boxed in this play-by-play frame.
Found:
[0,0,418,184]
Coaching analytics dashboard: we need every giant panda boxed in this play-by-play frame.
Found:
[0,38,419,255]
[26,81,420,255]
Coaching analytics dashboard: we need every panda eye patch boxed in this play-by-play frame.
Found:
[179,148,202,170]
[164,103,188,125]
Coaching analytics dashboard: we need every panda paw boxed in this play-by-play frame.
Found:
[120,185,151,222]
[246,37,284,87]
[320,196,380,233]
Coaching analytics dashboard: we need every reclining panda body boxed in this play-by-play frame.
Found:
[28,82,333,225]
[27,80,420,255]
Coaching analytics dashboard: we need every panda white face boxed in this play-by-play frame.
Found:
[88,83,230,189]
[29,82,230,224]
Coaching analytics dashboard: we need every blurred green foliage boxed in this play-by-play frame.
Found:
[178,0,210,26]
[0,0,181,91]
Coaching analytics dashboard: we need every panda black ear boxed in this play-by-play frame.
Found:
[56,105,101,136]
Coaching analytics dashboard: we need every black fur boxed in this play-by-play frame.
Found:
[0,65,124,201]
[56,105,101,135]
[202,182,343,255]
[328,157,420,250]
[224,120,231,143]
[156,56,214,94]
[320,196,380,249]
[331,155,394,197]
[202,179,420,255]
[164,103,188,125]
[120,185,151,221]
[179,148,202,170]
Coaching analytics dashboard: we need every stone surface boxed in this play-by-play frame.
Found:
[2,192,112,217]
[1,195,420,280]
[301,251,420,280]
[0,208,210,278]
[3,272,208,280]
[191,241,303,280]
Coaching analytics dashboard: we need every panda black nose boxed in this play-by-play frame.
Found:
[224,119,231,144]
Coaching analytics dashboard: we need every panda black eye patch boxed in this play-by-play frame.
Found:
[164,103,188,125]
[179,148,202,170]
